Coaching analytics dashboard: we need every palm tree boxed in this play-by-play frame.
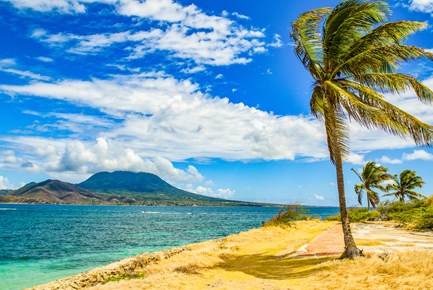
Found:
[290,0,433,258]
[351,161,391,210]
[384,169,426,202]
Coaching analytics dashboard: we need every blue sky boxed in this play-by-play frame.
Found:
[0,0,433,206]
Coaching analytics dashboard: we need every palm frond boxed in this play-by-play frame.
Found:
[356,73,433,104]
[324,0,390,67]
[338,80,433,146]
[337,45,433,78]
[342,21,426,63]
[291,8,331,79]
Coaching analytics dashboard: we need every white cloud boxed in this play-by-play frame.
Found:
[36,56,53,62]
[345,153,365,165]
[180,65,206,74]
[0,58,16,66]
[6,137,205,184]
[185,184,235,199]
[28,0,269,66]
[1,150,18,163]
[377,156,403,164]
[0,60,50,81]
[409,0,433,12]
[0,68,51,81]
[0,176,14,189]
[5,0,116,13]
[205,180,214,186]
[0,73,329,162]
[215,74,223,79]
[314,194,324,201]
[403,149,433,161]
[232,12,249,20]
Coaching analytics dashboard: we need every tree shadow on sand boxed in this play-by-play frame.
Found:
[216,252,334,280]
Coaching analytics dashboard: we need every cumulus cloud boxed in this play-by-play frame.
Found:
[314,194,324,201]
[346,153,365,165]
[2,150,18,163]
[403,149,433,161]
[0,176,14,189]
[0,73,329,161]
[185,184,235,199]
[12,137,203,183]
[377,156,403,164]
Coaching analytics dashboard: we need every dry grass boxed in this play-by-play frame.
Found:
[88,221,433,290]
[301,251,433,290]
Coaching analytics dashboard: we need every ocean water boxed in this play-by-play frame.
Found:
[0,204,339,290]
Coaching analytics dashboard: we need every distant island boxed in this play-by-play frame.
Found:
[0,171,273,206]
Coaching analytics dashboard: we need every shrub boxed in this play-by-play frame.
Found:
[414,206,433,230]
[263,204,309,228]
[377,200,425,225]
[324,207,380,222]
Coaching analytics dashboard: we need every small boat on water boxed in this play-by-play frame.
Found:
[142,210,146,213]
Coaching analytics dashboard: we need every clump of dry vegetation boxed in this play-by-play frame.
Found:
[263,204,312,228]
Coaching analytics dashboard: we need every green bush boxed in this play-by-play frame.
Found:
[377,200,425,225]
[324,207,380,222]
[414,206,433,230]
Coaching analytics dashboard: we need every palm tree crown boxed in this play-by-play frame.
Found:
[384,169,426,202]
[351,161,391,209]
[291,0,433,258]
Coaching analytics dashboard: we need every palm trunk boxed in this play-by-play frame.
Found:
[328,106,361,259]
[367,198,370,211]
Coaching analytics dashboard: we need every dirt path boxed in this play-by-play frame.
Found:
[293,222,433,257]
[353,222,433,253]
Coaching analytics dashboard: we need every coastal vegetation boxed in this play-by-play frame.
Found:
[325,196,433,230]
[291,0,433,258]
[351,161,391,210]
[262,204,312,227]
[383,169,426,202]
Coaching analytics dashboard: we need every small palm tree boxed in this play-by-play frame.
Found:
[351,161,391,210]
[384,169,426,202]
[290,0,433,258]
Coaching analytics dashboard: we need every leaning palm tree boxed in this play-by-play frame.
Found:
[384,169,426,202]
[351,161,391,210]
[291,0,433,258]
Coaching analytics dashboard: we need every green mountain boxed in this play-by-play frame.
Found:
[0,171,271,206]
[0,189,11,196]
[77,171,253,206]
[3,179,103,204]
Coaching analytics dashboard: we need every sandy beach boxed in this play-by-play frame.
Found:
[28,221,433,290]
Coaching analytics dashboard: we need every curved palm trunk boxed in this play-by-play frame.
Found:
[367,198,370,211]
[328,107,361,259]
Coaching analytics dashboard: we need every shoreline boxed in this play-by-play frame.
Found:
[28,220,433,290]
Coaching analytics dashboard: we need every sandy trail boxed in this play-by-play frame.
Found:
[353,222,433,253]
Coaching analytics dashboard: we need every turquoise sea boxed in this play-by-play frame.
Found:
[0,204,339,290]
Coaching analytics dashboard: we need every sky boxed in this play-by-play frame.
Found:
[0,0,433,206]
